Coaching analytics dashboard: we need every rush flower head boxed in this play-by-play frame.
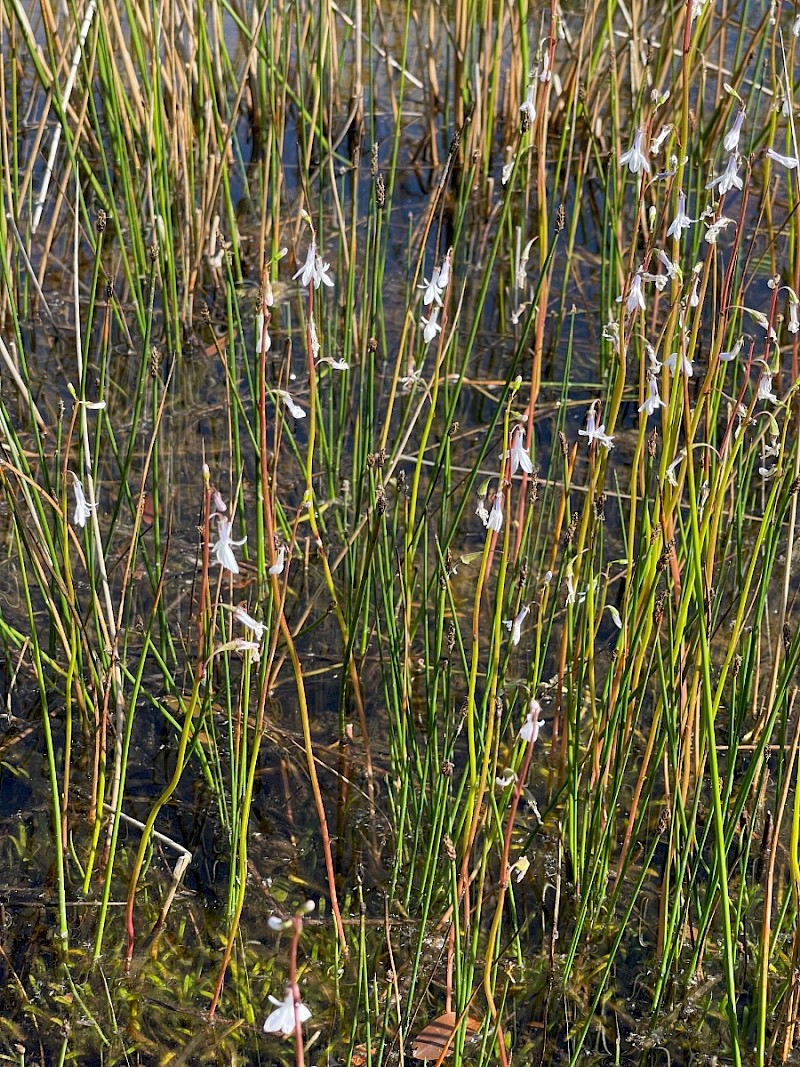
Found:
[212,518,247,575]
[706,154,743,196]
[72,475,97,528]
[723,108,746,153]
[638,373,667,417]
[504,424,534,475]
[766,147,800,170]
[504,604,530,646]
[519,698,545,744]
[620,128,650,174]
[263,988,312,1036]
[667,190,694,240]
[421,306,441,344]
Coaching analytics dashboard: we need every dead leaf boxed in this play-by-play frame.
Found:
[411,1012,480,1061]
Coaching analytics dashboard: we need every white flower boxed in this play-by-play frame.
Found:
[309,317,321,361]
[723,109,746,153]
[719,336,744,361]
[645,342,663,373]
[665,449,686,487]
[620,128,650,174]
[520,81,537,126]
[293,239,334,289]
[495,768,518,788]
[688,267,702,307]
[487,493,504,532]
[757,368,778,404]
[625,272,646,314]
[421,307,441,344]
[256,310,271,355]
[476,494,489,525]
[704,216,735,244]
[578,404,614,450]
[664,350,693,377]
[518,699,545,744]
[759,464,778,479]
[638,373,666,417]
[706,154,743,196]
[419,266,443,306]
[766,147,799,169]
[789,299,800,334]
[233,606,265,641]
[504,604,530,646]
[504,424,534,475]
[655,248,680,281]
[212,519,247,574]
[650,124,673,154]
[269,544,286,576]
[667,191,694,240]
[438,249,452,290]
[277,390,306,419]
[606,605,623,629]
[72,476,97,528]
[263,988,311,1036]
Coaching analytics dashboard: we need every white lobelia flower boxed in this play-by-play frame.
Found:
[487,492,504,532]
[606,605,623,629]
[638,373,667,417]
[706,154,743,196]
[212,518,247,574]
[504,424,534,475]
[263,988,311,1036]
[518,699,545,744]
[419,266,443,306]
[623,272,646,314]
[276,390,306,419]
[789,297,800,334]
[256,310,271,355]
[504,604,530,646]
[495,768,518,788]
[619,128,650,174]
[438,248,452,291]
[719,336,744,362]
[72,476,97,528]
[667,190,694,240]
[704,216,735,244]
[578,403,614,450]
[766,147,800,170]
[293,239,334,289]
[723,109,746,153]
[233,606,266,641]
[269,544,286,576]
[421,306,442,344]
[650,123,673,154]
[665,449,686,487]
[520,80,537,126]
[664,350,694,377]
[757,367,778,404]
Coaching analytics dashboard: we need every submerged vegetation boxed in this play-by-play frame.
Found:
[2,0,800,1063]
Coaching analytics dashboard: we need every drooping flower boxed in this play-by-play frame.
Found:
[706,154,743,196]
[664,350,694,377]
[665,449,686,487]
[504,604,530,646]
[212,518,247,574]
[233,606,266,641]
[487,492,504,532]
[269,544,286,576]
[421,307,441,344]
[263,988,312,1036]
[704,216,735,244]
[72,476,97,528]
[638,373,667,417]
[620,128,650,174]
[606,605,623,629]
[766,147,800,170]
[518,699,545,744]
[667,191,694,240]
[757,367,778,404]
[650,124,673,155]
[723,109,746,153]
[495,768,518,788]
[719,336,744,362]
[504,424,534,475]
[256,310,271,355]
[276,390,306,419]
[789,296,800,334]
[520,80,537,126]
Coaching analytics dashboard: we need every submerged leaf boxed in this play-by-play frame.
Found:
[411,1012,480,1061]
